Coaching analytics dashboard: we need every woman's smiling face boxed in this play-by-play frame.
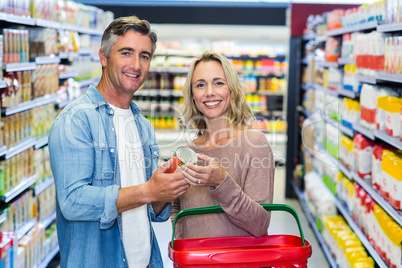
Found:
[191,60,231,120]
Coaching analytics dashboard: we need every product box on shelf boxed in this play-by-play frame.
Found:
[381,150,402,210]
[354,134,374,181]
[0,236,12,268]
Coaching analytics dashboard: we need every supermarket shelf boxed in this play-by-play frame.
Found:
[334,198,388,268]
[34,177,54,196]
[60,23,103,36]
[377,21,402,32]
[255,91,285,96]
[16,218,37,240]
[302,33,316,41]
[291,180,337,268]
[0,175,37,203]
[0,146,6,158]
[326,156,402,228]
[0,211,6,225]
[337,57,355,65]
[155,130,287,145]
[0,80,7,88]
[138,89,178,96]
[35,55,61,65]
[35,18,61,29]
[315,35,327,43]
[338,88,357,99]
[324,87,338,97]
[3,93,58,116]
[5,62,36,72]
[4,13,36,25]
[305,82,315,89]
[57,98,76,109]
[355,74,376,85]
[59,71,79,79]
[40,210,57,229]
[78,79,94,88]
[0,13,103,36]
[338,123,354,138]
[338,163,352,180]
[312,83,326,93]
[155,130,198,144]
[325,117,338,126]
[374,129,402,150]
[38,244,60,268]
[316,60,338,69]
[326,20,378,36]
[77,48,93,55]
[376,71,402,84]
[34,136,49,150]
[302,108,311,118]
[242,71,286,77]
[149,66,189,73]
[58,52,70,60]
[4,138,36,160]
[352,173,402,226]
[353,123,375,141]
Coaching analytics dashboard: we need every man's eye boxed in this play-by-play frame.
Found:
[121,52,130,56]
[141,54,150,60]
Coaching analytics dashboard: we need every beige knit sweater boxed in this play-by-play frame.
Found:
[171,130,275,239]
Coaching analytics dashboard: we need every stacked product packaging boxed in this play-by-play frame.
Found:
[301,1,402,267]
[0,1,115,267]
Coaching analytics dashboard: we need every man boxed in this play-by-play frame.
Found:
[48,16,189,267]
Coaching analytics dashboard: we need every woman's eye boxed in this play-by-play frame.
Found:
[215,82,225,86]
[196,83,205,88]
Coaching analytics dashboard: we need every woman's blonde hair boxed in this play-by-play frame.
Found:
[180,51,255,136]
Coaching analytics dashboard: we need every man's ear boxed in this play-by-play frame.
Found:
[99,48,107,68]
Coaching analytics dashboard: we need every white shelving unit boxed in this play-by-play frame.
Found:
[0,11,107,267]
[295,17,402,268]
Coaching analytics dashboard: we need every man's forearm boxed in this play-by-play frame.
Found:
[151,201,169,216]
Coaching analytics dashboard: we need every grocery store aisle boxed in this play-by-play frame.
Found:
[153,167,329,267]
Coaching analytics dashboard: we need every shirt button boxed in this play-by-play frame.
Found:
[154,151,157,155]
[110,149,115,153]
[123,259,126,262]
[112,128,115,131]
[101,143,105,147]
[110,110,114,114]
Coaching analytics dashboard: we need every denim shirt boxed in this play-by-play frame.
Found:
[48,85,171,268]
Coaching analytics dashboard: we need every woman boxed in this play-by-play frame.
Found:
[172,51,275,239]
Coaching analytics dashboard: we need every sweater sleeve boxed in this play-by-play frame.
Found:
[210,132,275,237]
[171,198,183,239]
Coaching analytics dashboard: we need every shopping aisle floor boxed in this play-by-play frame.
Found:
[153,167,330,267]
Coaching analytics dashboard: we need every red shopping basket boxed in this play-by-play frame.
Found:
[168,204,312,268]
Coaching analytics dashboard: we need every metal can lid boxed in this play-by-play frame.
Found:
[175,146,197,164]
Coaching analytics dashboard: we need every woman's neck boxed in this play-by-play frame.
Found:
[195,125,246,149]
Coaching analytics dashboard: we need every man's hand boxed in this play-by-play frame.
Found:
[147,158,189,203]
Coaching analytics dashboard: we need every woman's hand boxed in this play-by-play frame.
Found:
[181,154,227,187]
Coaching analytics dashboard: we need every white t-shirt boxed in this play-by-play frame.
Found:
[110,104,151,268]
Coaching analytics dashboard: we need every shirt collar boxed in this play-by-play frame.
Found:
[86,85,141,115]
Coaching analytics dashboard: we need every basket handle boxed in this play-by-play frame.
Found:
[171,203,306,249]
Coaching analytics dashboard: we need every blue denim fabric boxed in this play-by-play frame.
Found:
[49,85,172,268]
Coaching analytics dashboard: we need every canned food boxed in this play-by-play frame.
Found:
[166,146,197,173]
[175,146,197,165]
